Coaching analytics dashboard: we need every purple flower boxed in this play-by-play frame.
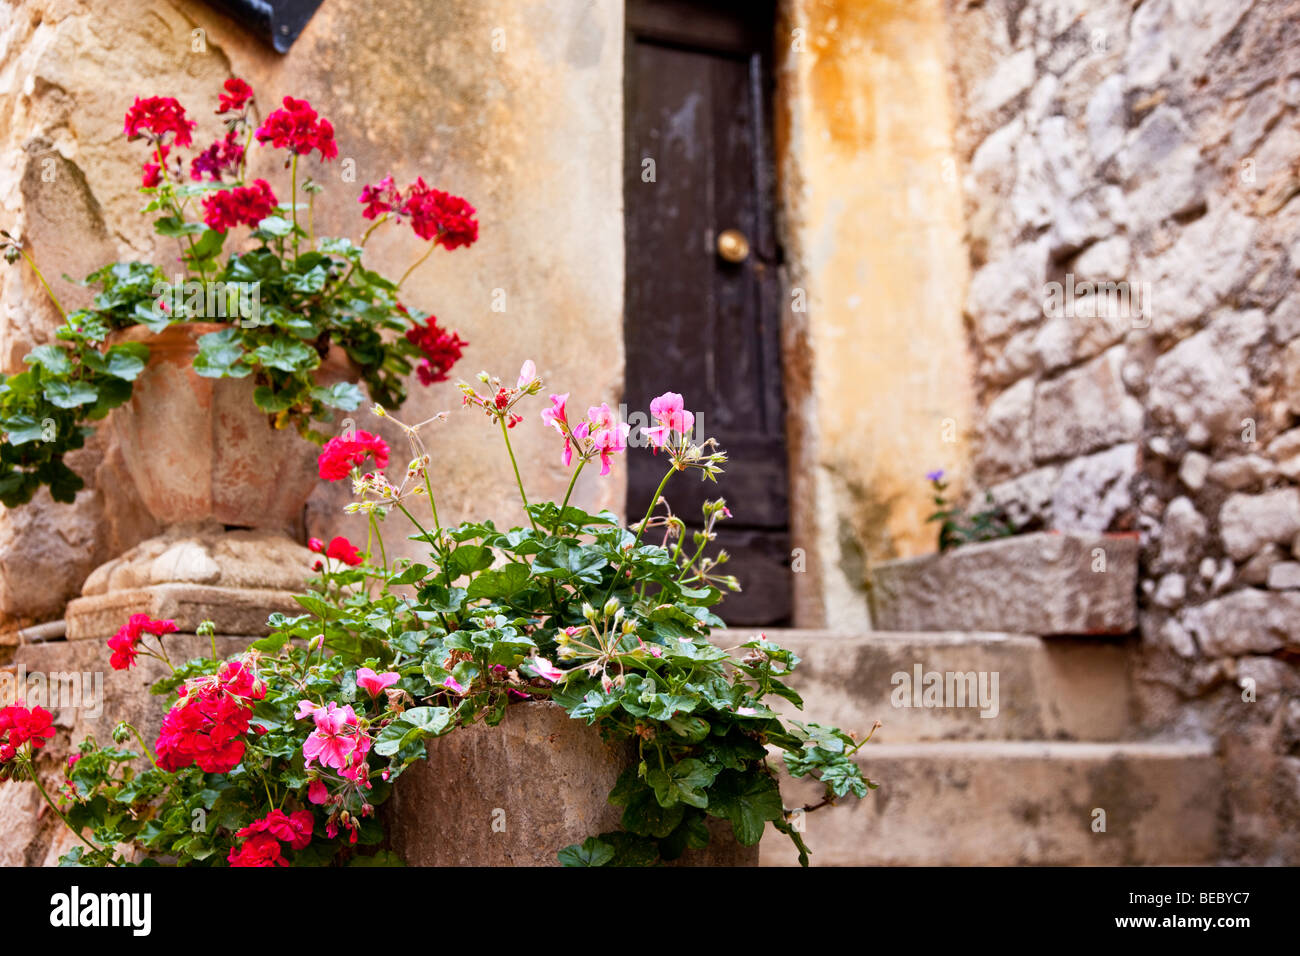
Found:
[926,469,946,483]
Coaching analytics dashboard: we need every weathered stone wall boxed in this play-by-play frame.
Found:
[947,0,1300,862]
[776,0,975,627]
[0,0,625,637]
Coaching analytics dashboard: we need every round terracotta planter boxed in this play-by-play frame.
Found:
[384,701,761,866]
[108,323,355,532]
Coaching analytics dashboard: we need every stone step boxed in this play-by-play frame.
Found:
[728,629,1135,742]
[761,740,1220,866]
[867,531,1139,635]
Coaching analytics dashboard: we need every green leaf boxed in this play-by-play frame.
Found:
[464,563,531,602]
[447,545,493,578]
[24,345,71,375]
[101,342,150,381]
[556,837,615,867]
[252,338,319,373]
[373,706,452,757]
[646,757,716,810]
[2,413,50,445]
[192,328,251,378]
[705,770,784,845]
[153,215,204,237]
[310,381,363,411]
[532,543,608,584]
[42,380,99,409]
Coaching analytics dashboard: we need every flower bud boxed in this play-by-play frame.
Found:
[602,597,620,618]
[581,602,597,622]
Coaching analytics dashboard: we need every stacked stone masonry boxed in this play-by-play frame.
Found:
[950,0,1300,863]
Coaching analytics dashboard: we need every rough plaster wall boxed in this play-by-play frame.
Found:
[0,0,625,632]
[949,0,1300,862]
[777,0,975,628]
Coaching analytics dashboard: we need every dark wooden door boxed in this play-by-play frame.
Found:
[624,0,790,625]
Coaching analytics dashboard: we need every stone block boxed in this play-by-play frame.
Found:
[1184,589,1300,657]
[761,741,1220,866]
[65,585,302,641]
[1218,489,1300,561]
[868,532,1139,635]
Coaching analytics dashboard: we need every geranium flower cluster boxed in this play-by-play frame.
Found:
[190,130,245,182]
[317,430,390,482]
[124,95,195,148]
[155,659,266,774]
[358,175,479,249]
[106,613,178,671]
[459,360,542,429]
[0,703,55,764]
[255,95,338,161]
[404,312,469,386]
[227,808,314,867]
[201,178,277,232]
[309,535,363,568]
[540,393,631,476]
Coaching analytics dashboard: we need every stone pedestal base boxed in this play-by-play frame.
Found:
[65,526,313,640]
[385,701,759,866]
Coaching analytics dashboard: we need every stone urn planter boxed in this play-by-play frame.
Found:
[64,323,358,640]
[108,322,353,531]
[384,701,760,866]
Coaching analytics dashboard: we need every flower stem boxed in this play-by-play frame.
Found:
[15,247,69,326]
[559,458,587,515]
[499,417,537,531]
[290,154,300,259]
[397,240,437,289]
[603,465,674,604]
[24,758,119,866]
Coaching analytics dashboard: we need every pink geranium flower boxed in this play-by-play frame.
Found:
[524,657,565,682]
[587,403,631,476]
[356,667,400,698]
[641,391,695,450]
[303,702,362,772]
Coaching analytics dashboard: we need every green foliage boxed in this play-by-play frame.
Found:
[924,472,1015,552]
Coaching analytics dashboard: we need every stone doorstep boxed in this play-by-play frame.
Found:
[64,584,304,641]
[759,740,1221,867]
[727,629,1135,743]
[867,531,1140,636]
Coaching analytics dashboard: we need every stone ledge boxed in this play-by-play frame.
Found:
[761,740,1220,866]
[65,584,301,640]
[867,532,1139,635]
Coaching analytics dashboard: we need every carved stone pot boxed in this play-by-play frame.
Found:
[64,323,355,640]
[384,701,760,867]
[107,322,353,532]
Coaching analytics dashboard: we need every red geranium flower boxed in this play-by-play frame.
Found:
[0,704,56,761]
[237,809,314,850]
[217,77,254,114]
[403,177,478,248]
[190,130,246,182]
[228,832,286,867]
[255,96,337,161]
[107,614,178,671]
[358,175,401,220]
[326,536,363,567]
[317,431,390,481]
[201,178,278,232]
[404,314,468,386]
[124,96,195,148]
[154,658,265,774]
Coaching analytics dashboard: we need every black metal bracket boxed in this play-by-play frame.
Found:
[202,0,326,54]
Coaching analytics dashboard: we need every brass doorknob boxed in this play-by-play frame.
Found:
[716,228,750,263]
